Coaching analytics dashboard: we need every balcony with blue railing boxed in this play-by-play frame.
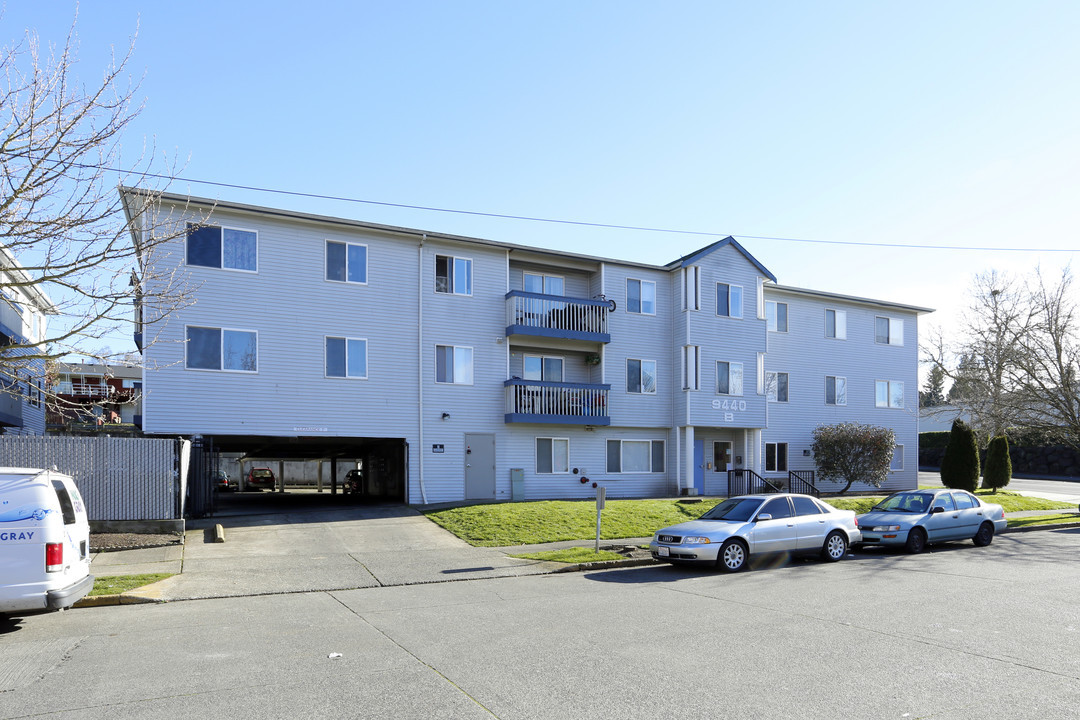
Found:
[504,379,610,425]
[505,291,612,343]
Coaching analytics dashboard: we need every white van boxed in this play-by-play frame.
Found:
[0,468,93,617]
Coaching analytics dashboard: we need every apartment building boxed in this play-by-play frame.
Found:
[0,247,56,435]
[124,188,929,504]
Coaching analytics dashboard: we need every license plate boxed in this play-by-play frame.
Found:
[658,547,669,557]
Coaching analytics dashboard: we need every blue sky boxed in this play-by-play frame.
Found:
[5,1,1079,361]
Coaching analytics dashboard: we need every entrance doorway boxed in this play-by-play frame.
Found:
[464,433,496,499]
[713,441,733,473]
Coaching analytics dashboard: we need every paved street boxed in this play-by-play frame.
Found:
[4,527,1080,719]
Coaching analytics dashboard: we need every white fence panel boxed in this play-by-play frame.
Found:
[0,436,179,521]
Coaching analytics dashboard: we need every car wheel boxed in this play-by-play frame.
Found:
[905,527,927,554]
[821,531,848,562]
[973,521,995,547]
[717,538,748,572]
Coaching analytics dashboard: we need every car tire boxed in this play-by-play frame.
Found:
[905,527,927,554]
[973,522,995,547]
[821,531,848,562]
[717,538,748,573]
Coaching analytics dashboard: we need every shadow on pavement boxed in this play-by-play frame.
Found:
[191,491,417,530]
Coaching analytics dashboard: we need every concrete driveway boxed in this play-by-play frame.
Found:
[92,493,563,601]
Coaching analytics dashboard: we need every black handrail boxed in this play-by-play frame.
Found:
[727,468,783,496]
[788,470,820,497]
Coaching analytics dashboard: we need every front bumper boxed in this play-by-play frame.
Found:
[649,540,721,562]
[857,528,910,546]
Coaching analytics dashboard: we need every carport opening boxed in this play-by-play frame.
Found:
[187,435,407,516]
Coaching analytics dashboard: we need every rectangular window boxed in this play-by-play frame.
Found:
[536,438,569,474]
[682,346,699,391]
[435,255,472,295]
[683,266,700,311]
[436,345,473,384]
[326,241,368,284]
[186,224,257,271]
[766,301,788,332]
[186,326,257,372]
[626,278,656,315]
[891,445,904,471]
[326,337,368,378]
[626,358,657,394]
[524,272,564,296]
[876,316,904,345]
[766,371,788,402]
[716,283,743,318]
[875,380,904,408]
[825,376,847,406]
[606,439,664,473]
[765,442,788,472]
[716,361,744,396]
[825,309,847,339]
[523,355,563,382]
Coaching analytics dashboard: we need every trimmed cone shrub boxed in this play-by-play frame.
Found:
[982,435,1012,493]
[941,419,980,493]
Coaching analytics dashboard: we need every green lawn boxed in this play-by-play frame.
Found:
[88,573,174,597]
[509,547,627,563]
[1007,513,1080,529]
[424,490,1077,546]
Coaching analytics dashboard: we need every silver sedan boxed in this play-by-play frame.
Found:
[650,493,863,572]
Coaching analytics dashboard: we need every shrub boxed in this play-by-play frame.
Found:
[982,435,1012,493]
[811,422,896,494]
[941,419,980,492]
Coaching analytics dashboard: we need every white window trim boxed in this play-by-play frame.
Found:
[764,441,788,473]
[825,375,847,406]
[523,354,565,382]
[325,335,369,380]
[325,240,369,285]
[626,278,657,316]
[891,444,905,472]
[435,255,474,296]
[766,370,789,403]
[715,283,744,319]
[435,344,475,385]
[626,358,657,395]
[524,271,565,296]
[756,353,765,394]
[756,278,765,320]
[875,379,905,409]
[185,224,259,274]
[608,438,665,474]
[184,324,259,374]
[535,437,570,474]
[825,308,847,340]
[766,301,788,333]
[682,345,700,391]
[716,360,744,396]
[875,316,904,346]
[683,266,700,311]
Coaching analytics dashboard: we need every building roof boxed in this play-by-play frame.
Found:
[765,283,934,314]
[665,236,777,282]
[0,245,59,315]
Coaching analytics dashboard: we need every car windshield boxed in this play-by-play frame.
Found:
[700,497,765,522]
[871,493,930,513]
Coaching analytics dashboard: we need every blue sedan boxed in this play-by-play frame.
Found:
[857,489,1007,553]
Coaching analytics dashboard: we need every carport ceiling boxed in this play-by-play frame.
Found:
[203,435,403,460]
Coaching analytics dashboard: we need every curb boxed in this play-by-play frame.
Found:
[1003,521,1080,533]
[74,592,164,608]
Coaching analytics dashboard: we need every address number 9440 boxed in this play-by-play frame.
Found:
[711,399,747,411]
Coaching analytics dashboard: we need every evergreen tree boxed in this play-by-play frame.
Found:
[920,364,946,408]
[982,435,1012,494]
[940,419,980,493]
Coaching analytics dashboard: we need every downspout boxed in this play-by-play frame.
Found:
[417,234,428,504]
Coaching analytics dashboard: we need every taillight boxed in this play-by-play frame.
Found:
[45,543,63,573]
[854,517,859,527]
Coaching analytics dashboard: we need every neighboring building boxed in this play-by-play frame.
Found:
[47,361,143,434]
[123,188,931,503]
[0,247,57,435]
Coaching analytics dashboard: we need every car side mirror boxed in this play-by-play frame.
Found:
[930,506,944,514]
[755,513,773,522]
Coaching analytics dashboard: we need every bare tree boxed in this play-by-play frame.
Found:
[0,15,194,410]
[925,267,1080,449]
[924,270,1031,441]
[1009,268,1080,448]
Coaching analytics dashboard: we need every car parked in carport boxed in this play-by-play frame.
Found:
[246,467,276,490]
[857,489,1007,553]
[650,493,862,572]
